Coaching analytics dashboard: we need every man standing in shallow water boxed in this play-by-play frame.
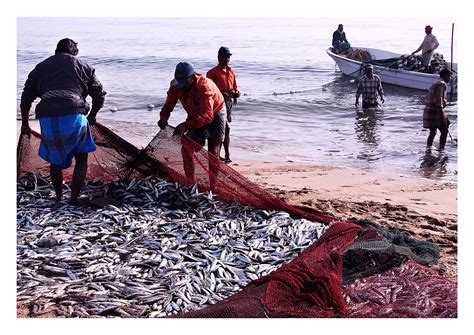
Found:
[20,38,106,205]
[207,46,240,163]
[355,64,385,109]
[423,68,452,151]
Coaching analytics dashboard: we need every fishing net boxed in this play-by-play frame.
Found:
[171,221,456,318]
[17,124,153,183]
[364,53,447,74]
[344,48,372,62]
[17,123,335,224]
[352,219,440,266]
[344,259,457,318]
[16,122,456,318]
[170,221,362,318]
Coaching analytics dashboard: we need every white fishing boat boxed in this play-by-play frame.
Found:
[327,47,457,93]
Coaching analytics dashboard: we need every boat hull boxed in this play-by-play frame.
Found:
[327,47,457,93]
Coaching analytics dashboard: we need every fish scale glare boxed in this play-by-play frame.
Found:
[17,174,328,317]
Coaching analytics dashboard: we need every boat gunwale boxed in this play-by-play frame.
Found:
[326,47,451,79]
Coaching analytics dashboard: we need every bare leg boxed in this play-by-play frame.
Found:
[439,126,448,150]
[208,138,222,191]
[70,152,88,204]
[181,145,195,184]
[50,164,63,201]
[427,128,437,148]
[223,124,231,162]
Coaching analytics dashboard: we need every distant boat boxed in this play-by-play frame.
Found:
[327,47,457,93]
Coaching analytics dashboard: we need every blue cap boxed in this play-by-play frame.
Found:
[365,63,373,69]
[218,46,232,56]
[172,62,195,88]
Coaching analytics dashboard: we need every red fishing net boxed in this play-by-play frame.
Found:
[344,259,457,318]
[16,122,457,318]
[17,123,335,223]
[170,221,363,318]
[171,222,457,318]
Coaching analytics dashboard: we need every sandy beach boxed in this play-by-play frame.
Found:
[230,159,457,279]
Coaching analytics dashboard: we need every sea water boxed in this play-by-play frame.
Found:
[17,17,458,181]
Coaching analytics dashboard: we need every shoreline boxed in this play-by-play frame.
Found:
[230,159,457,219]
[229,158,457,279]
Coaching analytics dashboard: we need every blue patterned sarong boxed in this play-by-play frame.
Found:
[38,114,96,169]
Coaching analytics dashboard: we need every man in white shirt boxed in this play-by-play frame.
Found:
[412,25,440,67]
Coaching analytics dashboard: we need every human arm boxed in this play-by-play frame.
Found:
[435,83,447,109]
[231,74,240,98]
[412,41,423,54]
[377,77,385,104]
[429,36,440,53]
[19,68,39,137]
[172,122,188,136]
[342,32,348,44]
[355,80,362,106]
[20,107,32,137]
[87,69,106,125]
[158,86,179,129]
[332,31,338,47]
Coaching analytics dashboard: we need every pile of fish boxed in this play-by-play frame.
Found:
[17,173,329,318]
[385,52,447,73]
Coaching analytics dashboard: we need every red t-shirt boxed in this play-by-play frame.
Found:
[206,65,238,93]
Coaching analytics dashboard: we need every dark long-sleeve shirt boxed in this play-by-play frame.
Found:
[332,30,348,48]
[20,52,106,118]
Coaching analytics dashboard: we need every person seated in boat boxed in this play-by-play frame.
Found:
[332,24,351,54]
[423,68,452,151]
[412,25,439,70]
[355,64,385,109]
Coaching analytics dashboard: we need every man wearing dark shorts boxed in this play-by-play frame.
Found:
[158,62,226,188]
[207,46,240,163]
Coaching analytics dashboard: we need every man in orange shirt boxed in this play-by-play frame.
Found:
[158,61,226,187]
[207,47,240,163]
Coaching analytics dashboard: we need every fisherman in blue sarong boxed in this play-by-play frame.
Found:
[20,38,106,205]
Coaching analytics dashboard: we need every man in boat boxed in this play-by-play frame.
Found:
[20,38,106,205]
[158,61,226,189]
[423,68,452,151]
[332,24,351,54]
[412,25,439,69]
[355,64,385,109]
[207,46,240,163]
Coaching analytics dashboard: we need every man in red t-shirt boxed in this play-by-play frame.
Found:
[207,47,240,163]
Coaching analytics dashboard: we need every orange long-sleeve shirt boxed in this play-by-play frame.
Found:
[160,73,225,129]
[206,65,238,93]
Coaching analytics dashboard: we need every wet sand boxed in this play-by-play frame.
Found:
[230,159,457,279]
